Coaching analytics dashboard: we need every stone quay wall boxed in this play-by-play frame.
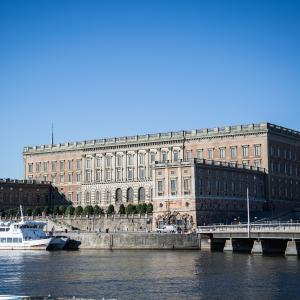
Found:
[66,232,200,250]
[45,214,153,233]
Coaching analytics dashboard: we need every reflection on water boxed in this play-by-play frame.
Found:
[0,250,299,299]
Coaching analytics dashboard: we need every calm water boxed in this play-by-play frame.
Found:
[0,250,299,299]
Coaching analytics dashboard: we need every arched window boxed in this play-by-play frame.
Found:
[116,188,122,203]
[95,190,101,205]
[127,187,134,202]
[138,187,145,202]
[85,191,91,205]
[106,190,111,204]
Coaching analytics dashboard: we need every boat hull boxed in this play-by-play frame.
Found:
[0,237,53,250]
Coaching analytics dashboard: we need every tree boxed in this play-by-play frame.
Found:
[126,204,136,215]
[119,204,126,215]
[53,205,60,215]
[43,206,50,216]
[25,208,32,216]
[93,205,101,215]
[59,205,66,215]
[147,203,153,214]
[65,205,75,216]
[75,205,83,216]
[83,205,94,216]
[32,207,41,217]
[107,204,115,214]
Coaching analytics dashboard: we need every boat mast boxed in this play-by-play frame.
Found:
[20,205,24,222]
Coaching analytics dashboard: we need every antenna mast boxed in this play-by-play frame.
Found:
[51,123,54,145]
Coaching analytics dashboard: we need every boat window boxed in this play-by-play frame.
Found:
[7,238,12,243]
[5,228,10,231]
[19,238,22,243]
[13,238,18,243]
[0,228,5,231]
[0,238,6,243]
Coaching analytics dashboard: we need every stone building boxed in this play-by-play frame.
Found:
[23,122,300,226]
[0,178,67,213]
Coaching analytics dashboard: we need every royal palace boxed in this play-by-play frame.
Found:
[23,122,300,229]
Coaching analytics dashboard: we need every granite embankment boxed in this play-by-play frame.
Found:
[66,231,201,250]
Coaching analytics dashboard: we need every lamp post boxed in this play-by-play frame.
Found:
[247,186,250,238]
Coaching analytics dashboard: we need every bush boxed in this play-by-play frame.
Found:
[136,203,148,214]
[119,204,126,215]
[126,204,136,215]
[43,206,50,216]
[59,205,66,215]
[83,205,94,216]
[25,208,32,216]
[147,203,153,214]
[75,205,83,216]
[107,204,115,215]
[53,206,59,215]
[65,206,75,216]
[93,205,101,215]
[32,207,41,217]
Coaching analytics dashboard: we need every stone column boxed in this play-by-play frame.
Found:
[168,147,173,162]
[92,153,96,184]
[124,151,127,181]
[145,149,149,179]
[285,240,298,256]
[102,153,106,181]
[135,150,139,180]
[251,240,263,255]
[223,239,233,251]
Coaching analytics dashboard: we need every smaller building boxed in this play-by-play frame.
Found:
[153,159,267,230]
[0,178,68,213]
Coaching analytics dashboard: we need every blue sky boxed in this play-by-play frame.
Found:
[0,0,299,178]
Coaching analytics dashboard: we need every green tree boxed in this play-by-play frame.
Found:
[53,205,59,215]
[65,205,75,216]
[146,203,153,214]
[119,204,126,215]
[126,204,136,215]
[25,208,32,216]
[83,205,94,216]
[93,205,101,215]
[74,205,83,216]
[32,207,41,216]
[59,205,66,215]
[107,204,115,215]
[43,206,50,216]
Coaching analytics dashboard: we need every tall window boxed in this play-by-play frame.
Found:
[106,156,112,167]
[157,180,164,196]
[60,160,65,171]
[230,147,237,158]
[139,153,145,165]
[150,153,156,163]
[173,151,179,162]
[128,168,133,180]
[60,174,64,183]
[105,169,111,181]
[95,190,101,205]
[76,173,81,183]
[128,154,134,166]
[219,148,225,159]
[85,191,91,205]
[96,169,101,182]
[185,150,192,161]
[85,171,91,183]
[51,161,57,171]
[96,157,102,168]
[242,146,249,158]
[28,163,33,173]
[68,173,72,183]
[184,178,190,195]
[139,167,145,179]
[197,149,203,159]
[208,149,213,160]
[76,192,81,205]
[170,179,177,196]
[76,159,81,170]
[43,162,48,172]
[138,187,145,202]
[162,152,168,162]
[254,145,261,157]
[116,168,122,181]
[116,188,122,202]
[67,160,72,170]
[127,187,134,202]
[117,155,122,167]
[36,162,41,173]
[106,190,111,204]
[86,159,91,169]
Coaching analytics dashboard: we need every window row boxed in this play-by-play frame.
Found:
[157,178,191,196]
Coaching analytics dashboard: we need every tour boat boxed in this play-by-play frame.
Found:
[47,235,69,250]
[0,206,53,250]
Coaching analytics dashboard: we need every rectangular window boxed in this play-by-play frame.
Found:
[96,157,101,168]
[28,163,33,173]
[208,149,213,160]
[106,156,112,167]
[67,160,72,170]
[43,162,48,172]
[76,159,81,170]
[139,154,145,165]
[86,159,91,169]
[219,148,225,159]
[128,168,133,180]
[184,178,190,195]
[230,147,237,158]
[116,168,122,181]
[117,155,122,167]
[197,149,203,159]
[150,153,156,163]
[76,173,81,183]
[60,160,65,171]
[162,152,168,162]
[185,150,192,161]
[36,162,41,173]
[85,171,91,183]
[60,174,64,183]
[139,166,145,179]
[51,161,57,172]
[173,151,179,162]
[242,146,249,158]
[76,192,81,205]
[170,179,177,196]
[68,173,72,183]
[128,154,134,166]
[157,180,164,196]
[96,169,101,182]
[254,145,261,157]
[67,192,73,202]
[106,169,111,181]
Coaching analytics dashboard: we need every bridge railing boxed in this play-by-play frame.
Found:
[197,222,300,233]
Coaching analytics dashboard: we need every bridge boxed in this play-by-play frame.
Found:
[197,222,300,256]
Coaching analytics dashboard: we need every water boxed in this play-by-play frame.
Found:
[0,250,299,299]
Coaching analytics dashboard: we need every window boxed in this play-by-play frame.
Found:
[128,168,133,180]
[68,173,72,183]
[85,171,91,183]
[43,175,47,182]
[105,169,111,181]
[254,145,261,157]
[254,160,261,168]
[127,187,134,202]
[208,149,213,160]
[219,148,225,159]
[138,187,145,202]
[36,162,41,173]
[116,188,122,202]
[185,150,192,161]
[76,173,81,183]
[173,151,179,162]
[139,153,145,165]
[184,178,190,195]
[106,190,111,204]
[85,191,91,205]
[128,154,134,166]
[28,163,33,173]
[95,191,101,204]
[76,192,81,205]
[242,146,249,158]
[67,192,73,202]
[76,159,81,170]
[51,161,57,172]
[60,174,64,183]
[150,153,156,163]
[117,155,122,167]
[242,160,249,167]
[96,157,101,168]
[162,152,168,162]
[139,167,145,179]
[170,179,177,196]
[116,168,122,181]
[106,156,112,167]
[197,149,203,159]
[157,180,164,196]
[231,147,237,158]
[96,169,101,182]
[67,160,72,170]
[43,162,48,172]
[86,159,91,169]
[59,161,65,171]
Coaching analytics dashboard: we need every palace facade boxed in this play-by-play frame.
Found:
[23,122,300,228]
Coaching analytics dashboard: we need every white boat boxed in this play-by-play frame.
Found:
[0,206,53,250]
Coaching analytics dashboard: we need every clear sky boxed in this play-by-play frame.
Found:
[0,0,299,179]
